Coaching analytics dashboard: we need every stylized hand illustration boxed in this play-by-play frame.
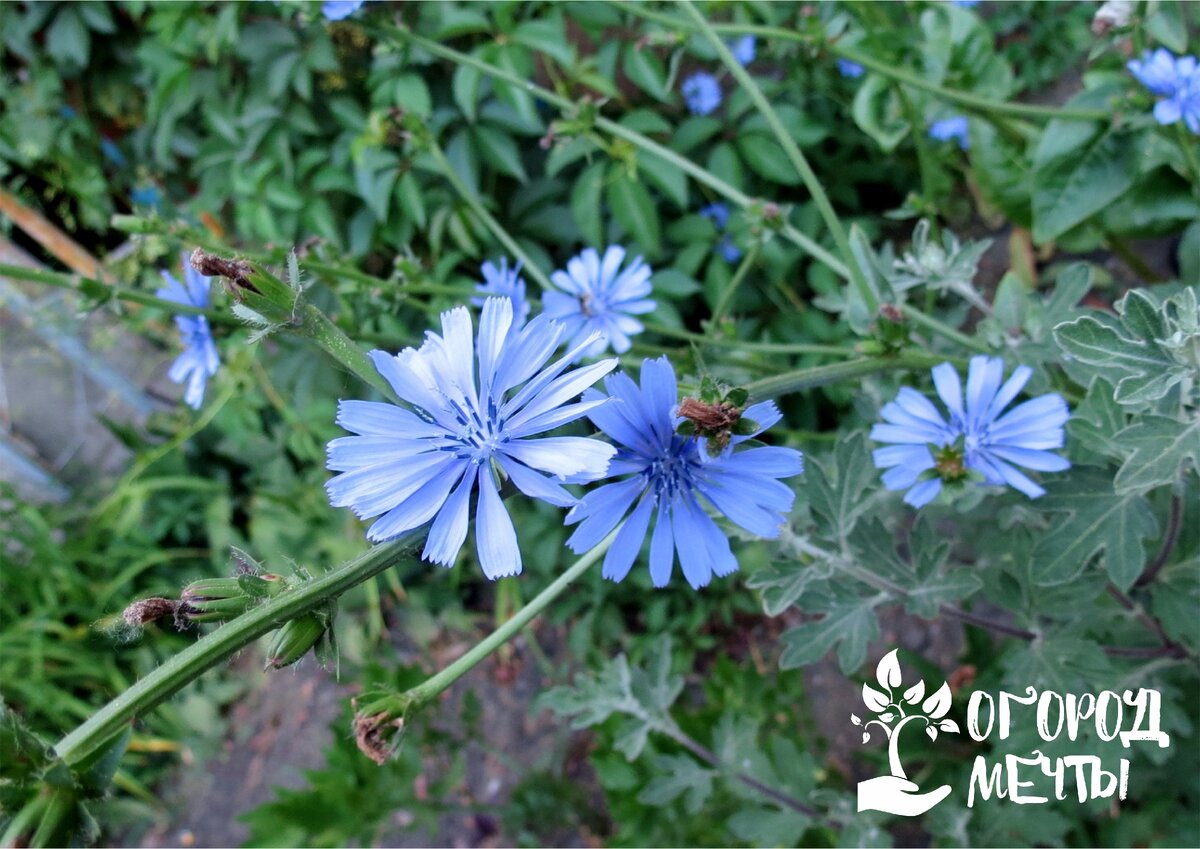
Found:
[857,775,953,816]
[851,649,959,817]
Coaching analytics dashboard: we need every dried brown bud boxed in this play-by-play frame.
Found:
[189,248,257,293]
[122,597,179,627]
[353,708,405,765]
[879,303,905,322]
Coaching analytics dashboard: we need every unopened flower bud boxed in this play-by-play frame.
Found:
[265,612,329,669]
[180,578,254,623]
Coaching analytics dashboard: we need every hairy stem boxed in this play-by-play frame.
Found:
[53,532,426,767]
[743,353,944,402]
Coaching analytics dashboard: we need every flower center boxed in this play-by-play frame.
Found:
[444,394,510,463]
[645,437,699,501]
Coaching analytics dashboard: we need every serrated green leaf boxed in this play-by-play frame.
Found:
[806,432,879,542]
[638,754,713,813]
[779,594,880,673]
[1112,416,1200,494]
[1032,467,1158,589]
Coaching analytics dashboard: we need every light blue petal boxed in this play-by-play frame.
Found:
[565,477,646,552]
[965,356,1004,429]
[366,465,461,541]
[672,496,714,589]
[984,364,1032,422]
[985,446,1071,472]
[476,466,522,578]
[335,400,443,438]
[931,363,964,421]
[602,492,655,583]
[719,445,803,479]
[476,297,513,398]
[498,456,578,508]
[421,466,475,566]
[904,478,942,508]
[638,357,678,445]
[695,479,783,537]
[502,436,615,480]
[648,501,674,587]
[326,436,432,471]
[873,444,934,472]
[326,452,455,518]
[505,358,618,434]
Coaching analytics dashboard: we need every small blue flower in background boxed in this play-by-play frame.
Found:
[322,0,364,20]
[837,59,865,79]
[681,72,722,116]
[928,116,970,150]
[565,357,803,589]
[728,35,756,66]
[544,246,655,357]
[131,185,161,208]
[326,299,618,578]
[871,356,1070,507]
[59,105,77,119]
[951,0,980,7]
[100,138,126,167]
[472,258,530,324]
[700,202,743,263]
[1128,49,1200,134]
[156,257,219,410]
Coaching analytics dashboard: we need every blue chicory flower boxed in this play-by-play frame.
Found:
[837,58,865,79]
[326,298,618,578]
[322,0,364,20]
[156,258,220,410]
[951,0,980,7]
[728,35,756,66]
[871,356,1070,508]
[681,72,722,116]
[700,203,743,263]
[472,258,530,324]
[543,246,655,357]
[565,357,803,589]
[131,185,161,207]
[928,116,970,150]
[1128,49,1200,133]
[100,138,126,167]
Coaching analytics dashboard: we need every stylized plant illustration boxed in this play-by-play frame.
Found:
[851,649,959,780]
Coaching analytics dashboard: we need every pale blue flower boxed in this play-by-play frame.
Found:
[472,258,530,324]
[544,246,655,357]
[871,356,1070,507]
[565,358,803,589]
[682,72,722,116]
[322,0,364,20]
[729,35,756,66]
[1128,49,1200,133]
[929,116,970,150]
[326,299,617,578]
[837,58,865,79]
[951,0,980,7]
[156,258,219,410]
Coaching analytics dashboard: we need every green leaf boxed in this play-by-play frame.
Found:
[638,755,713,813]
[736,135,801,185]
[472,124,527,182]
[1031,84,1134,243]
[728,806,811,848]
[1112,416,1200,494]
[511,16,574,67]
[969,121,1032,228]
[452,62,482,122]
[391,73,432,118]
[1032,467,1159,589]
[1067,378,1127,462]
[570,160,606,248]
[851,74,909,152]
[651,268,701,299]
[622,44,671,102]
[638,149,688,210]
[1053,290,1187,405]
[779,591,880,673]
[46,7,90,67]
[606,166,661,256]
[806,432,879,541]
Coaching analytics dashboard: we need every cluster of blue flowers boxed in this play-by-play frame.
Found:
[699,202,743,263]
[1127,48,1200,134]
[680,36,756,116]
[156,257,220,410]
[871,357,1070,507]
[322,246,803,587]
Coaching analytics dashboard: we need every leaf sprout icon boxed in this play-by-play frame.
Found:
[852,649,959,816]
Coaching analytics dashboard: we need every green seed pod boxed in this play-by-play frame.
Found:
[180,578,254,623]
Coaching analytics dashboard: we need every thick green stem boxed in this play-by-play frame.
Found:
[679,0,877,314]
[399,532,616,711]
[899,303,991,353]
[383,23,849,279]
[644,321,859,356]
[744,353,943,402]
[53,532,425,767]
[423,139,555,291]
[0,262,237,325]
[708,245,760,331]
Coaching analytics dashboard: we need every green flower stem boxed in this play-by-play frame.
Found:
[899,303,991,353]
[679,0,877,315]
[383,23,850,279]
[644,320,858,357]
[615,3,1109,123]
[0,262,239,325]
[707,244,760,331]
[744,353,944,402]
[52,531,426,768]
[295,297,396,400]
[423,138,554,292]
[395,532,617,714]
